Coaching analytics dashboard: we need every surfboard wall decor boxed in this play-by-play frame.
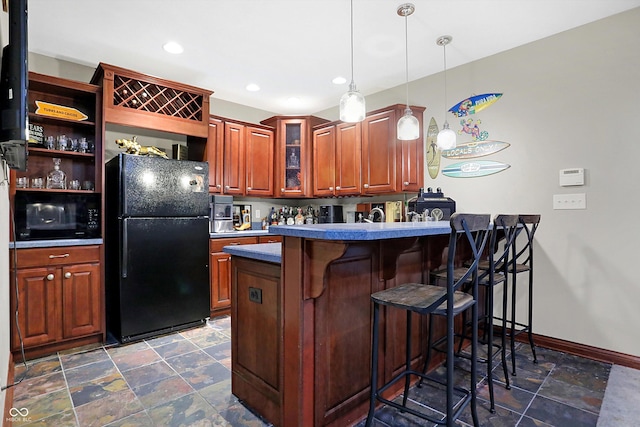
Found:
[449,93,502,117]
[442,160,510,178]
[441,140,510,159]
[426,117,441,179]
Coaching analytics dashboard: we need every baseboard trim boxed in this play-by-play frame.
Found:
[515,332,640,370]
[3,352,15,427]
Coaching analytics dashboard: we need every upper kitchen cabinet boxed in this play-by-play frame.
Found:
[189,116,274,197]
[261,116,329,198]
[91,63,212,138]
[362,104,425,194]
[12,72,102,196]
[312,121,362,197]
[396,105,425,192]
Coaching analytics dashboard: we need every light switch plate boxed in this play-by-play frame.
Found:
[553,193,586,210]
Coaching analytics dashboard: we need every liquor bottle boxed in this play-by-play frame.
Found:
[46,158,67,189]
[295,208,305,225]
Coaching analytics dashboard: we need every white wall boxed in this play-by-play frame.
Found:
[319,8,640,356]
[19,8,640,360]
[1,5,11,416]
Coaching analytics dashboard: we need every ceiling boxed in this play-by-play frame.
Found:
[28,0,640,115]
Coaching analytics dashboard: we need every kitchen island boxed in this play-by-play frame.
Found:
[224,222,454,427]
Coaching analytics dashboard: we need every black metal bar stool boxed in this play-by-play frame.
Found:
[365,213,490,427]
[506,214,541,375]
[427,214,520,408]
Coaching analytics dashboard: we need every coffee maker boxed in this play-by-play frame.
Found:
[210,195,234,233]
[318,205,344,223]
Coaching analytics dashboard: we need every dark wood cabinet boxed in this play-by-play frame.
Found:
[246,126,275,197]
[313,122,361,197]
[312,105,424,198]
[335,122,362,196]
[261,116,328,198]
[209,236,281,317]
[223,122,246,195]
[10,246,103,359]
[206,117,224,193]
[361,109,397,194]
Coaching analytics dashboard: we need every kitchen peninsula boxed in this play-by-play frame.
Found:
[224,222,454,427]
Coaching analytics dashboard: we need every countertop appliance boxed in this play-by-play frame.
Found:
[105,154,210,343]
[407,187,456,220]
[13,192,100,240]
[210,195,234,233]
[318,205,344,223]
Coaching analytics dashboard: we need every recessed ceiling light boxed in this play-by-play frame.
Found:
[163,41,184,54]
[332,76,347,85]
[246,83,260,92]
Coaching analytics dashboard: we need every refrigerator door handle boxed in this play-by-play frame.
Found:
[122,218,128,278]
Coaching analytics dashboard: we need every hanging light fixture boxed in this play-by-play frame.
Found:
[436,35,456,150]
[339,0,366,123]
[396,3,419,141]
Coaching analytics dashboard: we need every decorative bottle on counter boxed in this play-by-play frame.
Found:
[295,208,305,225]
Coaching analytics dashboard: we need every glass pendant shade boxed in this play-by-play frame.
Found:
[340,81,366,123]
[436,120,456,149]
[397,108,420,140]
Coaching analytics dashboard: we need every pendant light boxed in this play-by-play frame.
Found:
[339,0,366,123]
[396,3,419,141]
[436,35,456,150]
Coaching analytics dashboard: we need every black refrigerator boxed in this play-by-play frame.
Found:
[105,153,210,343]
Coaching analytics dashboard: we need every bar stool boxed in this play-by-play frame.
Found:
[427,214,520,407]
[366,213,490,427]
[506,214,541,375]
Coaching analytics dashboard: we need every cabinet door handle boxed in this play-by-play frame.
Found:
[225,185,230,190]
[46,273,55,281]
[64,272,72,279]
[363,184,369,189]
[247,187,252,191]
[281,187,285,192]
[404,181,409,186]
[216,184,221,189]
[229,242,240,245]
[329,187,334,191]
[48,253,70,259]
[336,186,341,190]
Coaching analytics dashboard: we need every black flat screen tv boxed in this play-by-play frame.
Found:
[0,0,29,171]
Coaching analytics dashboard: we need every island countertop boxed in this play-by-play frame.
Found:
[268,221,451,241]
[223,242,281,264]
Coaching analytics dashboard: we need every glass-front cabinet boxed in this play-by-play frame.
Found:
[261,115,328,198]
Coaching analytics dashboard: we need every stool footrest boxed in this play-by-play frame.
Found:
[373,369,471,425]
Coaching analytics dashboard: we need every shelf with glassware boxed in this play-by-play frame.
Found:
[11,72,102,195]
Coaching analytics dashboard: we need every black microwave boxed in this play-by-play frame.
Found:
[14,192,101,241]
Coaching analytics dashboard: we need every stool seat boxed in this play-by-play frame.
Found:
[434,266,506,285]
[372,283,474,316]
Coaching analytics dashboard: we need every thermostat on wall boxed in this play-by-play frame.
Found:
[559,168,584,186]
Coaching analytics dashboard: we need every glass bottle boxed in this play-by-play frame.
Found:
[46,158,67,189]
[295,208,305,225]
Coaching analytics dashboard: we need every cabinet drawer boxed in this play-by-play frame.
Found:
[258,236,282,244]
[11,245,101,268]
[210,237,258,253]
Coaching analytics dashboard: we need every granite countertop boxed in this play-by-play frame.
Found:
[268,221,451,241]
[10,238,104,249]
[223,242,281,264]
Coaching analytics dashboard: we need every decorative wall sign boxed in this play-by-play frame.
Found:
[441,140,510,159]
[35,101,88,121]
[449,93,502,117]
[426,117,440,179]
[442,160,510,178]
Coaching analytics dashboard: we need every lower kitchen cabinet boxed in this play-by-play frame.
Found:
[9,245,103,359]
[209,235,282,317]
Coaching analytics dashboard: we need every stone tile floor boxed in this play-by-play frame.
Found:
[7,316,618,426]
